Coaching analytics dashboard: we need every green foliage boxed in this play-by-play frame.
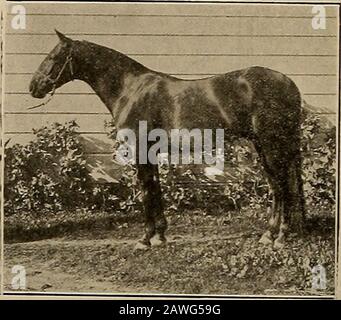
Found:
[4,121,93,213]
[106,112,335,215]
[157,148,269,214]
[4,120,141,215]
[301,114,336,212]
[4,113,336,217]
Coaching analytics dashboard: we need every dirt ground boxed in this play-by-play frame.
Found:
[3,212,335,296]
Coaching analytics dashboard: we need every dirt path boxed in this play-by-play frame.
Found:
[3,215,334,296]
[4,231,252,294]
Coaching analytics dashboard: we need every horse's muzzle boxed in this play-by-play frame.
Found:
[29,78,48,99]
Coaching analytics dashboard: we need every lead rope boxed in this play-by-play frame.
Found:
[27,50,74,110]
[27,87,57,110]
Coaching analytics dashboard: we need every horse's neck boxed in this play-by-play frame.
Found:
[73,41,147,112]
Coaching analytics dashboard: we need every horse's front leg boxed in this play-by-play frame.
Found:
[135,163,167,249]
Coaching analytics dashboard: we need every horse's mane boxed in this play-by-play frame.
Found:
[77,39,182,80]
[78,39,148,74]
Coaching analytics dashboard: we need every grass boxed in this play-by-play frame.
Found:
[4,208,335,296]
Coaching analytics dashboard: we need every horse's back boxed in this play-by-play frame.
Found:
[114,66,301,136]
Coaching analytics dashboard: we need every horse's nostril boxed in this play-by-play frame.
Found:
[29,78,46,98]
[29,79,36,94]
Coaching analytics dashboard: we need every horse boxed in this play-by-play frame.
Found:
[29,30,305,249]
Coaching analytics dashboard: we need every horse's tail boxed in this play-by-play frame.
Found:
[286,72,333,127]
[301,98,335,128]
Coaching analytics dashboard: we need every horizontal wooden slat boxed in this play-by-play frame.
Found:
[4,114,112,133]
[5,74,338,96]
[302,95,338,112]
[4,93,338,114]
[5,108,337,153]
[5,108,336,136]
[4,133,115,154]
[4,2,339,153]
[5,54,338,75]
[6,15,338,36]
[3,93,338,115]
[3,134,121,181]
[5,35,338,56]
[4,94,109,113]
[6,2,339,17]
[5,72,338,77]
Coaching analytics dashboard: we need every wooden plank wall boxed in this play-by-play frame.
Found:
[3,3,339,181]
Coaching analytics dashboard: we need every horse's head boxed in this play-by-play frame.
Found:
[29,30,74,98]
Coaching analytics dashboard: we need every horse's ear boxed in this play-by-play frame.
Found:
[55,29,72,44]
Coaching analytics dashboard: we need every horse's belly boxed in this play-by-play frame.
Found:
[177,102,228,131]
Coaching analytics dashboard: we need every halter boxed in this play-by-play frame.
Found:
[28,48,74,110]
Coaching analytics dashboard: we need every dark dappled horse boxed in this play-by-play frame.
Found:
[29,30,305,249]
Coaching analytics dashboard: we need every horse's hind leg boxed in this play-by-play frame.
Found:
[271,154,305,249]
[253,113,304,248]
[258,153,305,249]
[136,163,167,249]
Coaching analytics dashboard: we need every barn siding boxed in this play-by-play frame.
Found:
[3,2,339,180]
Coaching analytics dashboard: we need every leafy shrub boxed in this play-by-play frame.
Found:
[301,114,336,213]
[105,112,336,216]
[157,147,269,214]
[4,113,336,217]
[4,120,142,215]
[4,121,94,214]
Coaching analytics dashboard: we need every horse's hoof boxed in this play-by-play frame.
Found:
[151,237,167,247]
[273,238,285,250]
[134,241,151,251]
[259,231,273,246]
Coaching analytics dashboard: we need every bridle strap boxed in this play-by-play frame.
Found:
[49,50,74,85]
[28,49,74,110]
